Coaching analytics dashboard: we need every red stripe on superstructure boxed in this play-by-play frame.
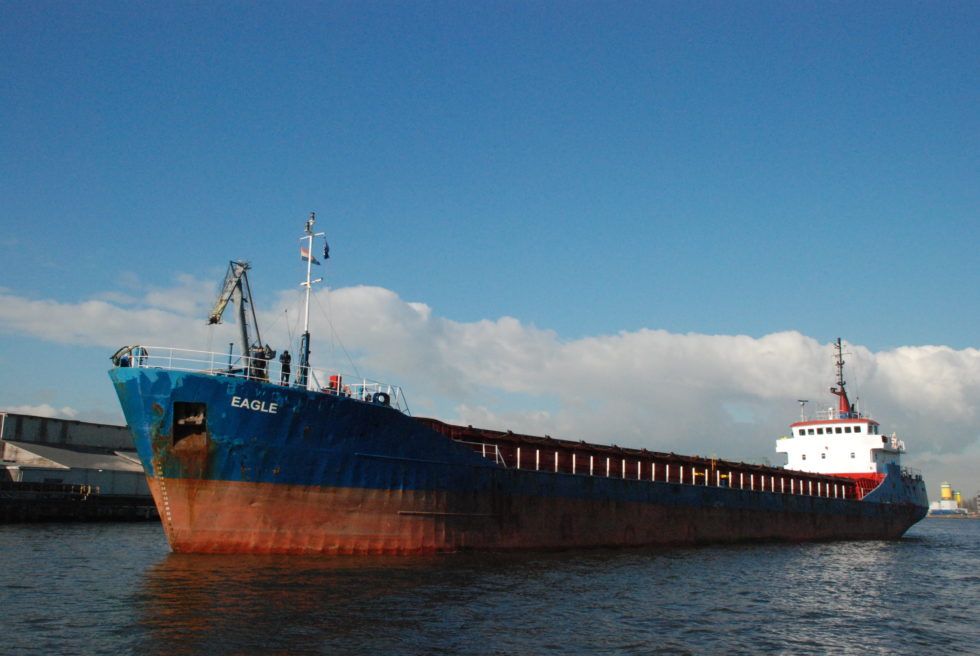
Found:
[790,418,878,428]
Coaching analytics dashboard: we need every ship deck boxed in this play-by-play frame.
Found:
[416,418,875,500]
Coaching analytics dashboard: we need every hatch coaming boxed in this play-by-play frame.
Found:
[417,417,862,501]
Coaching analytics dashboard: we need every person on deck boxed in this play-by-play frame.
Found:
[279,350,291,385]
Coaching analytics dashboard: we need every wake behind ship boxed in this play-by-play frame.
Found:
[108,215,928,554]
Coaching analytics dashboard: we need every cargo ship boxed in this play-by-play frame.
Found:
[108,216,928,554]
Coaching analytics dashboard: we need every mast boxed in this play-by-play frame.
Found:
[829,337,852,418]
[297,212,325,389]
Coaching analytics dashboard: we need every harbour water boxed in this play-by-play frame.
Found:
[1,518,976,655]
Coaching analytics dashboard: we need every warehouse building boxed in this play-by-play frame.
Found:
[0,412,155,521]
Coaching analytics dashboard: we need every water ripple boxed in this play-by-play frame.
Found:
[0,519,976,655]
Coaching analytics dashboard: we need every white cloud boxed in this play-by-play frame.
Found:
[90,291,139,305]
[1,281,978,494]
[297,286,980,488]
[0,292,235,349]
[1,403,79,419]
[143,273,217,316]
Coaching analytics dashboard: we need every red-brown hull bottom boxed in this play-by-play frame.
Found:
[149,478,922,555]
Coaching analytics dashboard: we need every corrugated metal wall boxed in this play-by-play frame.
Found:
[0,413,132,450]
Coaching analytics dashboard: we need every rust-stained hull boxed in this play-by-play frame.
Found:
[110,366,929,555]
[148,477,926,555]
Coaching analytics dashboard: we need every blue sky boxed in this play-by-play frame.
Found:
[1,2,978,495]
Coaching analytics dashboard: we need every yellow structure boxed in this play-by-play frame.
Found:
[941,482,953,500]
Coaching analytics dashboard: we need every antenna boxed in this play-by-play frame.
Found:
[829,338,853,418]
[797,399,809,422]
[833,337,849,390]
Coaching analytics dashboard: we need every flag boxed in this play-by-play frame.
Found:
[301,246,320,265]
[323,239,330,260]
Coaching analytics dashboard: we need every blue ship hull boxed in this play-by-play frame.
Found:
[109,366,929,554]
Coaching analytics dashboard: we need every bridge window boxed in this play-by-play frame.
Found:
[802,454,807,460]
[808,429,815,435]
[799,429,806,436]
[844,426,852,433]
[854,426,862,433]
[835,427,842,433]
[821,453,826,459]
[817,428,824,435]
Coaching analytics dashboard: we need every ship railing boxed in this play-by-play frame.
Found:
[305,367,410,414]
[112,345,410,413]
[455,440,507,467]
[902,467,923,481]
[812,407,870,421]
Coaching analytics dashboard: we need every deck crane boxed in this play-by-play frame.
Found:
[208,261,274,377]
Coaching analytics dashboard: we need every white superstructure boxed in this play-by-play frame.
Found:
[775,339,906,478]
[776,414,904,475]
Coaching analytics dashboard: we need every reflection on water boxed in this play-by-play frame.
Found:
[136,550,579,655]
[1,520,976,655]
[130,523,979,656]
[138,553,447,652]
